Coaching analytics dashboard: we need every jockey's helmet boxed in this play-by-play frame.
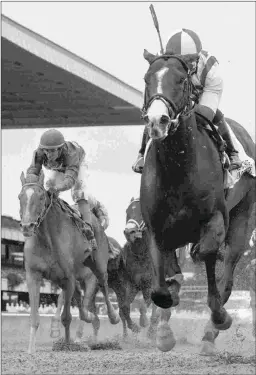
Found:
[39,129,65,149]
[165,28,202,55]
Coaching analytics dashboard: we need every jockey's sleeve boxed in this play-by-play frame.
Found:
[64,142,85,182]
[198,61,224,120]
[26,149,44,175]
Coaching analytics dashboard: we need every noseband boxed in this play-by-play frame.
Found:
[141,54,198,126]
[20,183,53,229]
[126,199,146,233]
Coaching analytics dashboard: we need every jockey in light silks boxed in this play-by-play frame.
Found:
[26,129,105,246]
[132,28,242,173]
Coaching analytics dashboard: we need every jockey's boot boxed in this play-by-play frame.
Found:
[132,126,149,173]
[214,116,242,170]
[77,199,95,241]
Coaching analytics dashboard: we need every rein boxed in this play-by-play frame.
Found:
[21,183,53,229]
[141,54,198,130]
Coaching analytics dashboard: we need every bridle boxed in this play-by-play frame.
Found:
[20,182,53,230]
[125,199,146,233]
[141,54,199,133]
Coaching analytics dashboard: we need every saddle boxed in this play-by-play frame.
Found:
[55,197,120,259]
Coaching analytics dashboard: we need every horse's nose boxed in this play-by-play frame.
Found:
[124,222,138,233]
[20,222,35,235]
[149,115,170,127]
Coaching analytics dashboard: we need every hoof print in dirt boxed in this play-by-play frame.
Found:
[52,338,89,352]
[217,352,256,365]
[89,339,122,351]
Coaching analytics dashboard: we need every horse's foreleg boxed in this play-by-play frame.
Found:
[138,297,149,328]
[61,278,75,344]
[148,234,173,309]
[27,271,41,354]
[250,287,256,338]
[201,196,255,354]
[147,303,159,339]
[50,291,64,338]
[198,211,231,328]
[156,307,175,352]
[119,308,128,339]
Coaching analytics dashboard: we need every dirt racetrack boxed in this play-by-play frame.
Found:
[2,313,255,374]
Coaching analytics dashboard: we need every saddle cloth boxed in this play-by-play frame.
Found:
[144,123,255,190]
[56,198,120,259]
[223,121,255,188]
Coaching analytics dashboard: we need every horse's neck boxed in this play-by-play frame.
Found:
[37,200,68,241]
[126,238,147,260]
[157,117,198,183]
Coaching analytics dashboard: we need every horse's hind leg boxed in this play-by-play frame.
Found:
[75,282,100,344]
[61,277,76,344]
[50,291,64,338]
[201,191,255,354]
[90,302,100,345]
[73,280,94,324]
[27,270,41,354]
[87,251,120,325]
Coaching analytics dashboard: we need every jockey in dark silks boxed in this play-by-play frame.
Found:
[133,28,242,173]
[27,129,108,246]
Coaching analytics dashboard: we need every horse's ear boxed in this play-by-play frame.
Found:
[130,197,134,202]
[143,49,156,64]
[20,172,26,186]
[38,170,45,186]
[183,53,199,72]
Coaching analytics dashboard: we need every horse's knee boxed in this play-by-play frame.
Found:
[199,212,225,260]
[61,312,72,327]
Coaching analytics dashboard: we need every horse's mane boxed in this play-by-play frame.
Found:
[25,173,41,184]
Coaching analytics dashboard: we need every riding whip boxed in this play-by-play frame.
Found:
[149,4,164,55]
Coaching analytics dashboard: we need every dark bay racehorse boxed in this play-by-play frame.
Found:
[18,171,119,354]
[140,50,255,353]
[124,197,185,349]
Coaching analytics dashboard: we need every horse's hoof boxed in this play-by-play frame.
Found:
[156,322,176,352]
[151,288,173,309]
[200,341,216,356]
[212,312,232,331]
[50,330,61,339]
[109,314,120,325]
[140,315,149,328]
[74,337,82,344]
[83,311,95,324]
[147,326,156,340]
[131,323,140,334]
